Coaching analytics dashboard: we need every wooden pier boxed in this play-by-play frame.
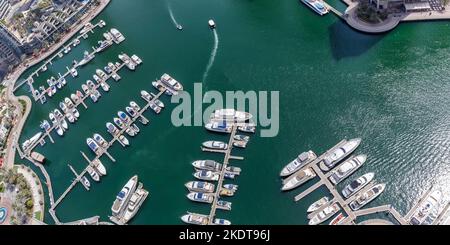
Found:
[207,125,239,224]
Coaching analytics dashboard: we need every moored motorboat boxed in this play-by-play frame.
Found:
[341,173,375,199]
[87,138,102,156]
[210,109,252,123]
[193,170,220,181]
[160,73,183,91]
[113,117,126,129]
[281,168,316,192]
[309,203,340,225]
[181,213,209,225]
[111,175,138,216]
[349,184,386,211]
[217,200,232,211]
[319,138,361,172]
[409,190,443,225]
[301,0,329,16]
[81,176,91,188]
[118,135,130,147]
[192,160,222,171]
[280,151,317,177]
[208,19,216,29]
[205,121,232,134]
[185,181,215,193]
[329,213,346,225]
[213,219,231,225]
[329,155,367,185]
[187,192,214,204]
[87,166,100,182]
[93,133,109,148]
[307,197,330,213]
[92,159,107,176]
[202,141,228,150]
[238,124,256,133]
[100,82,110,92]
[106,122,119,136]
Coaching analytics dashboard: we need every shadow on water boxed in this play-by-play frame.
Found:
[328,20,385,60]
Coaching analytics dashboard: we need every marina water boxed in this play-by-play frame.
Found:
[15,0,450,224]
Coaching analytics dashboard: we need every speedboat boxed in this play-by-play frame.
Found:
[104,65,112,74]
[59,102,69,113]
[141,90,152,101]
[70,68,78,77]
[126,107,137,117]
[122,188,149,224]
[59,77,67,86]
[210,109,252,123]
[329,155,367,185]
[233,140,247,148]
[56,79,62,89]
[119,53,135,70]
[112,73,121,81]
[193,170,220,181]
[82,84,90,94]
[87,138,102,155]
[213,219,231,226]
[181,213,209,225]
[319,138,361,172]
[90,93,99,103]
[76,90,84,100]
[301,0,329,16]
[64,97,74,108]
[111,175,138,216]
[93,133,109,148]
[114,117,126,129]
[149,102,162,114]
[160,73,183,91]
[106,122,119,136]
[118,135,130,147]
[54,109,68,130]
[192,160,222,171]
[87,166,100,182]
[41,65,47,72]
[87,80,96,89]
[217,200,232,210]
[131,124,140,134]
[220,189,235,197]
[130,101,142,111]
[131,55,142,65]
[103,32,113,41]
[92,159,107,176]
[176,24,183,30]
[100,82,110,92]
[202,141,228,150]
[223,184,238,191]
[349,184,386,211]
[280,151,317,177]
[238,124,256,133]
[47,86,56,97]
[108,62,116,71]
[73,39,80,47]
[71,94,80,104]
[110,28,125,44]
[93,74,101,83]
[234,135,250,142]
[309,203,340,225]
[185,181,215,193]
[341,173,375,199]
[208,19,216,29]
[126,127,136,137]
[281,168,316,191]
[66,112,76,124]
[63,46,71,54]
[118,111,131,124]
[205,121,232,133]
[72,108,80,119]
[81,176,91,188]
[329,213,346,225]
[410,190,443,225]
[96,69,107,79]
[187,192,214,204]
[226,166,241,175]
[307,197,330,213]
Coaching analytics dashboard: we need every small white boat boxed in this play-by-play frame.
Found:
[202,141,228,150]
[87,166,100,182]
[210,109,252,123]
[193,170,220,181]
[280,151,317,177]
[81,176,91,188]
[160,73,183,91]
[329,213,346,225]
[185,181,215,193]
[307,197,330,213]
[119,135,130,147]
[309,203,340,225]
[181,213,209,225]
[208,19,216,29]
[92,159,107,176]
[100,82,110,92]
[281,168,316,192]
[213,219,231,226]
[187,192,214,204]
[349,184,386,211]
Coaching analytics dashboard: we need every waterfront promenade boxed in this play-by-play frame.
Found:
[16,165,45,222]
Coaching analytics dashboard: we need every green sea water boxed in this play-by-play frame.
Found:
[15,0,450,224]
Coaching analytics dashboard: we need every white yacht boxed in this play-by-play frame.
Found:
[187,192,214,204]
[110,28,125,44]
[202,141,228,150]
[111,175,138,216]
[410,190,444,225]
[92,159,107,176]
[349,184,386,211]
[192,160,222,171]
[307,197,330,213]
[181,213,209,225]
[205,121,232,134]
[210,109,252,123]
[301,0,329,16]
[319,138,361,172]
[160,73,183,91]
[280,151,317,177]
[185,181,215,193]
[122,187,149,223]
[22,132,43,150]
[329,155,366,185]
[77,51,95,67]
[281,168,316,191]
[341,173,375,199]
[309,203,340,225]
[194,170,220,181]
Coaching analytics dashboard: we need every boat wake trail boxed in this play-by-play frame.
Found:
[202,29,219,83]
[168,5,181,29]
